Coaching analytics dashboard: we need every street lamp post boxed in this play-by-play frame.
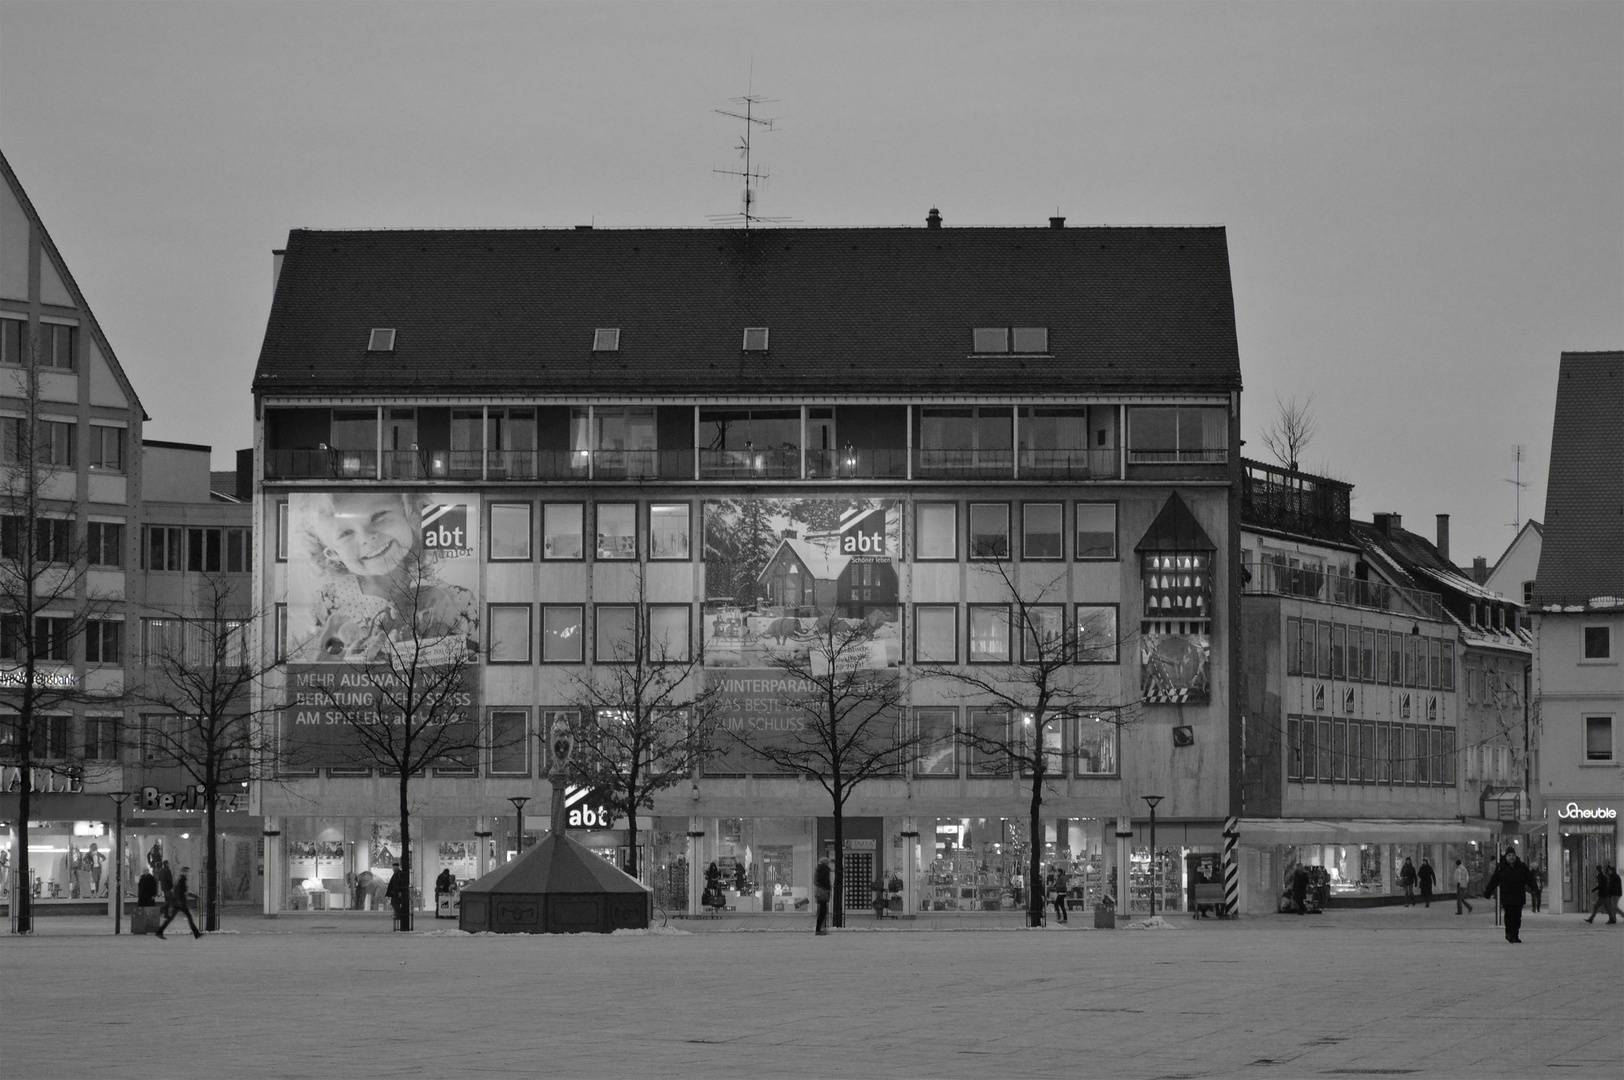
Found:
[1142,795,1163,919]
[508,797,530,860]
[108,791,132,935]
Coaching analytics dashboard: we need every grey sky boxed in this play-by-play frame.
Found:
[2,1,1618,569]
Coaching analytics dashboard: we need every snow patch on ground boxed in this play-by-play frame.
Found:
[414,926,693,938]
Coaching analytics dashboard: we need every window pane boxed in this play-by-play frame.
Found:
[596,605,637,661]
[542,606,583,662]
[543,504,584,559]
[1128,407,1177,451]
[968,503,1009,559]
[1586,717,1613,761]
[914,605,956,663]
[596,504,636,559]
[649,504,690,560]
[1011,327,1047,353]
[918,409,974,450]
[1022,503,1062,559]
[973,327,1008,353]
[915,709,957,776]
[489,504,531,560]
[1075,503,1116,558]
[1076,605,1118,663]
[969,605,1010,663]
[1584,626,1611,659]
[488,606,531,662]
[1074,714,1117,776]
[968,708,1011,775]
[648,605,690,662]
[916,504,957,560]
[1021,605,1066,663]
[490,711,528,774]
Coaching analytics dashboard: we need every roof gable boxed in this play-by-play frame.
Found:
[461,832,650,896]
[1135,491,1217,552]
[1534,352,1624,608]
[253,225,1241,399]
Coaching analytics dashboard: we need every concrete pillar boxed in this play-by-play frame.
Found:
[261,817,281,917]
[1115,815,1133,913]
[687,820,705,918]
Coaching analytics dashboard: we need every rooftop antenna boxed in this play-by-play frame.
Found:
[710,93,790,229]
[1504,444,1530,531]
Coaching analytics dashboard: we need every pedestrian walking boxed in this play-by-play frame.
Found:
[386,860,410,929]
[873,865,889,920]
[1051,865,1070,923]
[1584,865,1609,923]
[1453,859,1473,915]
[136,868,158,909]
[1011,870,1024,908]
[1399,857,1417,906]
[1418,859,1436,908]
[155,866,202,939]
[1527,861,1543,913]
[157,860,175,917]
[1482,849,1531,943]
[813,856,832,935]
[1610,865,1623,922]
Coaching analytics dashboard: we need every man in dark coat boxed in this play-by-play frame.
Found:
[1417,859,1436,908]
[1610,865,1623,922]
[1483,849,1531,943]
[156,866,202,939]
[157,860,175,917]
[386,861,410,929]
[1399,857,1417,906]
[1584,865,1610,923]
[1290,865,1310,915]
[136,869,158,908]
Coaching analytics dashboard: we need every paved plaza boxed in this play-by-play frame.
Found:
[2,907,1619,1080]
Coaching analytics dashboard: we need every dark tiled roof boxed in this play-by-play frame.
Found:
[1533,351,1624,607]
[252,226,1242,398]
[1136,490,1217,551]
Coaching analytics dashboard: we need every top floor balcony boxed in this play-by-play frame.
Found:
[1242,558,1444,621]
[260,401,1224,485]
[1240,459,1353,544]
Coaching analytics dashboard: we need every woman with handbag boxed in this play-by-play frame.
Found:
[813,857,832,935]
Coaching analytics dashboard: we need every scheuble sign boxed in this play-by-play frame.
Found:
[280,666,478,767]
[1557,802,1618,821]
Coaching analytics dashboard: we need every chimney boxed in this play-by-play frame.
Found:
[1435,514,1450,562]
[235,448,254,501]
[1373,512,1401,536]
[926,207,942,230]
[1049,215,1066,229]
[1472,556,1488,584]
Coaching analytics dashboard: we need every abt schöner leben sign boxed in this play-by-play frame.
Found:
[1557,802,1617,820]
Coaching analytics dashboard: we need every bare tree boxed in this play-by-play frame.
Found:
[562,572,720,880]
[1260,394,1318,472]
[134,575,286,930]
[0,348,124,934]
[301,559,481,931]
[724,617,917,928]
[918,558,1132,927]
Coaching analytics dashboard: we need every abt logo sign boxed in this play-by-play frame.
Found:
[564,785,619,830]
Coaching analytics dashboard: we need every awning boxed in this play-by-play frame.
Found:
[1234,818,1498,846]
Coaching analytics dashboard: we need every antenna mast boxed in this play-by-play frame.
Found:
[1503,445,1530,531]
[711,95,786,229]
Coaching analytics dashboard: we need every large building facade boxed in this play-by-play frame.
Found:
[250,220,1245,920]
[1531,351,1623,915]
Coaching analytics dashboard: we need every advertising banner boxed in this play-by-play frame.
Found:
[1140,625,1211,704]
[281,491,481,766]
[704,668,901,776]
[702,498,902,671]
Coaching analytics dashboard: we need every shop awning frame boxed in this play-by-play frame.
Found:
[1234,818,1498,846]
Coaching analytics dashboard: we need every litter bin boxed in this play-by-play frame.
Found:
[1093,903,1116,929]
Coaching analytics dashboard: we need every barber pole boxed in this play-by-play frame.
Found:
[1222,817,1239,917]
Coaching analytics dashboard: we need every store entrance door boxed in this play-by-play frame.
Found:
[1562,828,1614,914]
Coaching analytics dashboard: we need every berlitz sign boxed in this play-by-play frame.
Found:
[1557,802,1617,821]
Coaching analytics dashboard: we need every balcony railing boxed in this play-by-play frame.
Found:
[912,448,1015,479]
[1125,448,1230,465]
[1240,458,1353,543]
[699,447,801,479]
[1017,447,1120,479]
[265,448,379,480]
[1243,559,1443,621]
[806,447,908,479]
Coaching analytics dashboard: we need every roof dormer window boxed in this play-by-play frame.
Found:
[593,328,621,352]
[973,326,1049,354]
[367,328,396,352]
[743,327,769,351]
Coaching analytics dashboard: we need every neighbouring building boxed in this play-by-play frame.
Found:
[1482,519,1543,607]
[0,151,256,923]
[250,217,1245,920]
[1530,351,1623,915]
[1236,462,1497,911]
